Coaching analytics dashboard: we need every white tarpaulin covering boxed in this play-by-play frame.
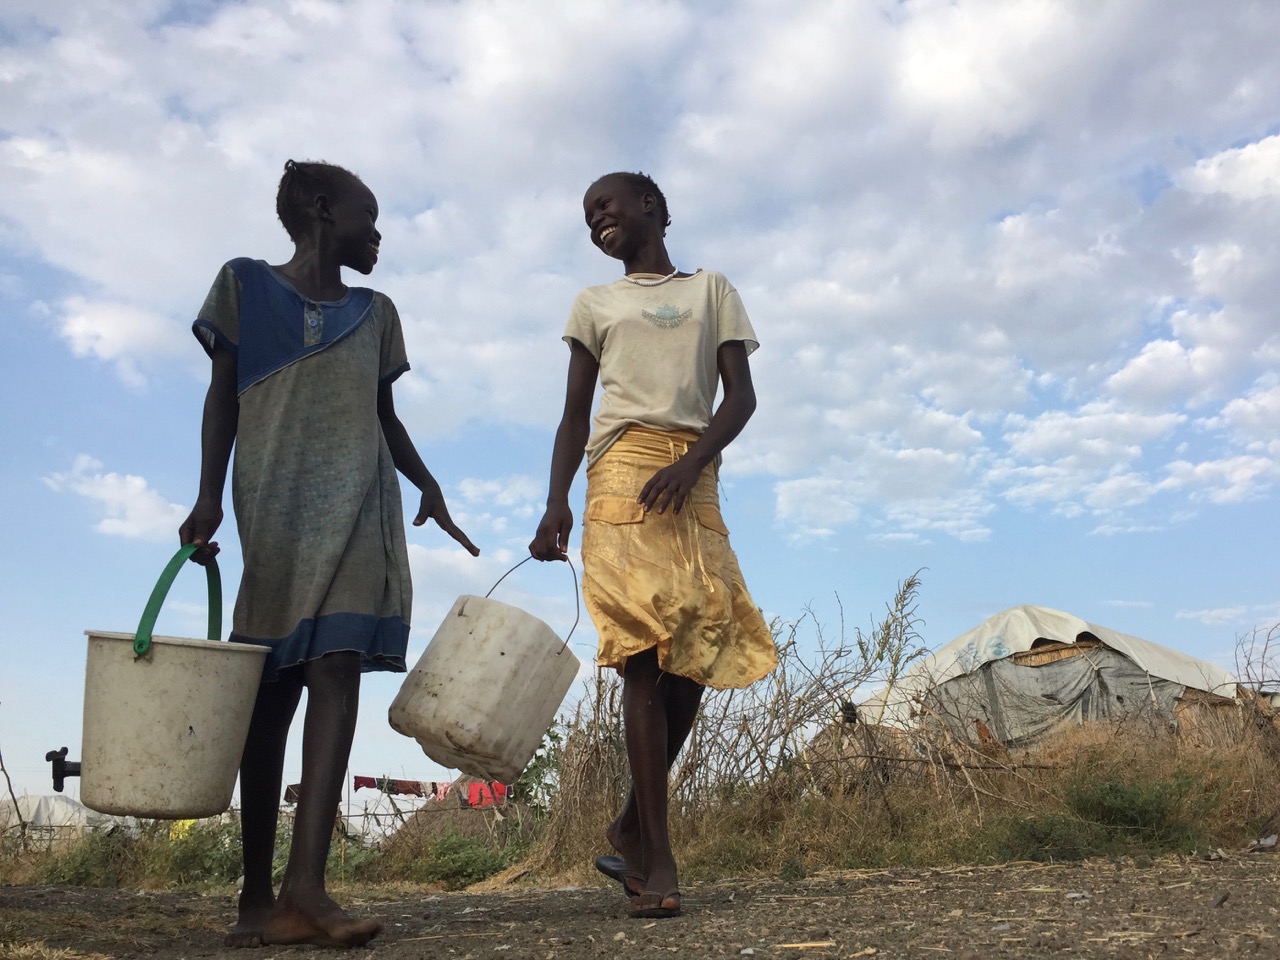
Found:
[1,794,139,836]
[862,605,1238,745]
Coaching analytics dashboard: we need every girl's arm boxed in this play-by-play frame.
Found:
[179,345,239,564]
[638,339,757,515]
[530,340,599,561]
[378,383,480,556]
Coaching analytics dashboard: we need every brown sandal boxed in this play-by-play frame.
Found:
[594,855,645,898]
[629,890,681,919]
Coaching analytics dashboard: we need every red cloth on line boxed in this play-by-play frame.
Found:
[464,782,509,808]
[350,777,505,804]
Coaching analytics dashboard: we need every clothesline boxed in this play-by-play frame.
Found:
[281,777,511,808]
[351,776,441,798]
[349,776,509,808]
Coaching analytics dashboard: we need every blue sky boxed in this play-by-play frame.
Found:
[2,0,1278,802]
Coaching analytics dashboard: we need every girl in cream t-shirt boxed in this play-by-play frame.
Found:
[530,171,777,922]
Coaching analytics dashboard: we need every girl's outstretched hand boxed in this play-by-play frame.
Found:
[414,487,480,556]
[530,502,573,561]
[638,455,703,515]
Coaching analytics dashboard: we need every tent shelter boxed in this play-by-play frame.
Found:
[861,605,1239,748]
[1,794,139,847]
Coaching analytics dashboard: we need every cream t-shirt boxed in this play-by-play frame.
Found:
[563,269,759,464]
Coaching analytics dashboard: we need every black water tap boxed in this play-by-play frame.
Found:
[46,747,81,792]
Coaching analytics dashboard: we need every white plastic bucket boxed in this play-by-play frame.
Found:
[389,563,580,783]
[79,545,267,818]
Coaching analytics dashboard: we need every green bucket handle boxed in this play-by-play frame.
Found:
[132,544,223,658]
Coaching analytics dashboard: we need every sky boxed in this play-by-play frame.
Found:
[2,0,1278,805]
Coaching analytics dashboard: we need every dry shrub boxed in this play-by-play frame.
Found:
[373,779,535,884]
[385,792,514,848]
[1173,694,1280,838]
[0,847,48,885]
[515,677,628,884]
[516,588,1280,883]
[520,574,930,881]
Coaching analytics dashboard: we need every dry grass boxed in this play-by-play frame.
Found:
[520,574,937,879]
[0,902,223,958]
[509,679,629,886]
[9,593,1280,892]
[372,792,537,886]
[0,849,49,885]
[517,592,1280,883]
[0,944,114,960]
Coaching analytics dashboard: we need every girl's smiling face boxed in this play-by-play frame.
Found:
[329,180,381,274]
[583,175,657,261]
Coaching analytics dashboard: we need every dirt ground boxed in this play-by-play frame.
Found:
[3,855,1279,959]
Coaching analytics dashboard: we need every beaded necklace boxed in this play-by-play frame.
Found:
[621,267,680,286]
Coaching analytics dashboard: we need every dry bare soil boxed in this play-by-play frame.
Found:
[4,856,1280,959]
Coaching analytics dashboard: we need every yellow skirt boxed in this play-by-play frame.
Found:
[581,427,778,690]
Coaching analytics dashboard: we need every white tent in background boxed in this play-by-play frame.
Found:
[860,605,1239,747]
[1,794,140,841]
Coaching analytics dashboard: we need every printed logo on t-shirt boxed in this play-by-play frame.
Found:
[642,304,694,329]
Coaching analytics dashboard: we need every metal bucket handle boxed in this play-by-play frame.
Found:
[484,556,579,655]
[132,544,223,658]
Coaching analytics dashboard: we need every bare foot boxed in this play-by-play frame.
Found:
[262,890,382,948]
[224,897,273,948]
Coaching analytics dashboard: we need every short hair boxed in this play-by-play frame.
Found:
[275,159,363,241]
[595,171,671,234]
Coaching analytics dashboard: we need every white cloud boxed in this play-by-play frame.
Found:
[1216,379,1280,454]
[44,454,187,540]
[1189,242,1250,292]
[5,0,1280,804]
[1162,455,1280,504]
[439,474,545,542]
[1085,472,1160,511]
[56,297,191,387]
[775,475,864,542]
[456,475,542,511]
[1002,406,1184,470]
[1178,134,1280,201]
[773,455,993,545]
[882,488,994,544]
[1177,606,1255,626]
[3,0,1280,546]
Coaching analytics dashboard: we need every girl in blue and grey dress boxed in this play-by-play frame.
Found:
[181,160,478,948]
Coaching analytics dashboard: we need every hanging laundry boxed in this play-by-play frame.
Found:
[464,781,509,808]
[389,778,426,797]
[351,776,430,797]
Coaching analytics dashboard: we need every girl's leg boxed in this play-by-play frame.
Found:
[226,674,304,947]
[608,661,703,882]
[622,648,702,912]
[264,651,381,947]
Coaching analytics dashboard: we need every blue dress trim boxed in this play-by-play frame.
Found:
[194,258,377,395]
[231,612,410,682]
